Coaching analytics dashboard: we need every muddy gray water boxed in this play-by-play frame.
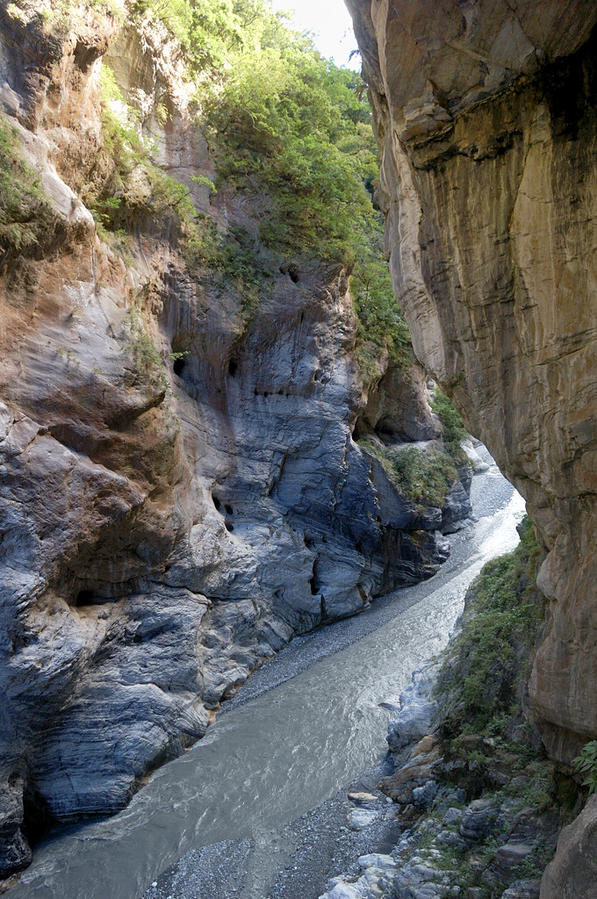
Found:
[12,459,525,899]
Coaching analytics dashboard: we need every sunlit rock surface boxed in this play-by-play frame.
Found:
[346,3,596,892]
[347,0,597,764]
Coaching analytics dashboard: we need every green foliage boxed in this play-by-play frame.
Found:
[92,63,195,234]
[128,0,402,366]
[184,218,269,315]
[85,0,408,372]
[573,741,597,794]
[351,242,412,384]
[360,441,458,508]
[203,32,379,264]
[190,173,217,194]
[431,389,468,460]
[96,54,266,317]
[124,305,167,390]
[131,0,257,75]
[437,517,544,735]
[6,0,124,36]
[0,112,58,255]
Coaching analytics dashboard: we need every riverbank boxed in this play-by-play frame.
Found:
[8,453,522,899]
[319,517,584,899]
[140,457,523,899]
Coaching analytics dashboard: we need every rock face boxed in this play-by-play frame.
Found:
[541,794,597,898]
[346,0,597,765]
[0,4,472,875]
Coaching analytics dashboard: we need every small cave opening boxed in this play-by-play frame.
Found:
[309,557,320,595]
[352,417,367,441]
[224,503,233,516]
[173,356,186,377]
[279,262,300,283]
[22,784,55,849]
[228,359,238,378]
[74,589,96,607]
[213,495,222,511]
[73,587,120,607]
[224,520,234,533]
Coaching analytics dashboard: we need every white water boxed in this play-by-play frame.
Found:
[12,468,525,899]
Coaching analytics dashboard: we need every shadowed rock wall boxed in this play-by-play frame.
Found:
[346,0,597,766]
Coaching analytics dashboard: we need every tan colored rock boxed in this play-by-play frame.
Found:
[541,795,597,898]
[378,733,441,801]
[347,0,597,764]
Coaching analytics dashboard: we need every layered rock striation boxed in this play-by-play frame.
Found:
[346,0,597,765]
[0,3,472,876]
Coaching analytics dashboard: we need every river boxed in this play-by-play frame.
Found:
[11,454,525,899]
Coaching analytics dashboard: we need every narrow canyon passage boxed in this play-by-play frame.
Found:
[0,2,593,894]
[11,458,524,899]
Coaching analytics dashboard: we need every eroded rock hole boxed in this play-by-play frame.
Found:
[225,503,233,515]
[173,357,186,376]
[22,785,54,848]
[74,589,95,606]
[310,558,320,595]
[213,496,222,511]
[74,587,120,607]
[228,359,238,377]
[224,520,234,533]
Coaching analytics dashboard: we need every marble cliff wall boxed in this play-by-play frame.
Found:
[0,3,472,876]
[346,0,597,766]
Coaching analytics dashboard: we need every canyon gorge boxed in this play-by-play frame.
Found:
[0,0,595,896]
[0,0,473,880]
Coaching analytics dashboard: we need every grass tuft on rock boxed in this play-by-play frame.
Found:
[360,440,458,508]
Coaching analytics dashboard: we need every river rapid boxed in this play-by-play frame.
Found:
[11,454,525,899]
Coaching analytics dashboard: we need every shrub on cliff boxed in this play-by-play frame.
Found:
[436,516,544,736]
[120,0,411,375]
[431,389,468,461]
[0,113,60,258]
[360,441,458,508]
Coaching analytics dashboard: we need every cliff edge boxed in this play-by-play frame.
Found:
[346,0,597,766]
